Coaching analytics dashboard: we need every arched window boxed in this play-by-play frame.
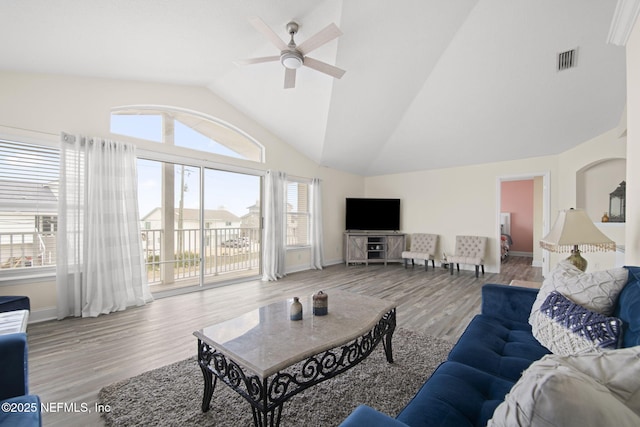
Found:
[110,106,264,163]
[109,106,264,291]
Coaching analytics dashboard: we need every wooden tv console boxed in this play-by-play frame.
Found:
[344,232,406,266]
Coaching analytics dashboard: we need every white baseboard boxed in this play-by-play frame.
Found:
[510,251,533,257]
[28,306,57,323]
[531,260,543,267]
[286,263,312,274]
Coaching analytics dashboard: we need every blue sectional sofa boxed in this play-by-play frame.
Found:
[340,267,640,427]
[0,296,42,427]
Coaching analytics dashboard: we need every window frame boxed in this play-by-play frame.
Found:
[285,178,311,249]
[110,105,266,163]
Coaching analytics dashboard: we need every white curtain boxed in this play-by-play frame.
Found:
[310,178,324,270]
[262,170,287,281]
[57,133,152,319]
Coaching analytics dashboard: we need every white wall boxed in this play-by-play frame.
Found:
[626,14,640,265]
[532,175,543,267]
[364,127,627,275]
[364,157,555,274]
[0,70,365,315]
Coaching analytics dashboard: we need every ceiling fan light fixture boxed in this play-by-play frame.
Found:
[241,17,345,88]
[280,50,303,69]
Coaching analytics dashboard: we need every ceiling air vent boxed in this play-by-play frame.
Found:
[557,48,577,71]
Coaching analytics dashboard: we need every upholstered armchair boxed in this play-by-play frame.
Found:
[448,235,487,278]
[0,296,41,427]
[402,234,438,271]
[0,296,30,313]
[0,333,41,426]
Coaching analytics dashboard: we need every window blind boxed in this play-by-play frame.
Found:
[0,139,59,269]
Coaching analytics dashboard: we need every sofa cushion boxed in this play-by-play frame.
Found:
[529,261,628,323]
[339,405,409,427]
[396,361,514,427]
[615,266,640,347]
[531,291,622,355]
[488,347,640,426]
[447,315,550,381]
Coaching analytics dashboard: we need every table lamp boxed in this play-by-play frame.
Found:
[539,208,616,271]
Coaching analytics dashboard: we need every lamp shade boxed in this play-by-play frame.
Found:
[540,208,616,253]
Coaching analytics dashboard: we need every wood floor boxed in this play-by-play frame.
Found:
[26,256,541,426]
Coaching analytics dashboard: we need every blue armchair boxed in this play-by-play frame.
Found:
[0,296,30,312]
[0,297,42,427]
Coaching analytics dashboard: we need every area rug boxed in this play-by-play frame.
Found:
[99,328,452,426]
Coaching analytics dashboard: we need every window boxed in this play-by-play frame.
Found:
[0,139,59,271]
[36,216,58,234]
[111,107,264,163]
[286,180,310,247]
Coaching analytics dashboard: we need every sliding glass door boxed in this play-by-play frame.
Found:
[202,169,261,280]
[138,159,261,291]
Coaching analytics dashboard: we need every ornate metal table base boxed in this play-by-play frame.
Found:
[197,308,396,427]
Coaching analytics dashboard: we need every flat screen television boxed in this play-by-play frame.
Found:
[345,198,401,231]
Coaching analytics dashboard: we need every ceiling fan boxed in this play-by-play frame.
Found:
[236,17,346,89]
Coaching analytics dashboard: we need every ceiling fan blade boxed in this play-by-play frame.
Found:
[303,57,346,79]
[284,68,296,89]
[248,16,288,52]
[297,23,343,55]
[234,56,280,66]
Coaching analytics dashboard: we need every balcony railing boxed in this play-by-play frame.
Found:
[142,227,261,285]
[0,232,56,269]
[1,228,261,286]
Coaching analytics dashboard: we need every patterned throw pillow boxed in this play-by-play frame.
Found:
[531,292,622,355]
[529,261,628,326]
[529,261,581,322]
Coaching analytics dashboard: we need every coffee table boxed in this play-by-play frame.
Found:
[193,290,396,427]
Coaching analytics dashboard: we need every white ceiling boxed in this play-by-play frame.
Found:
[0,0,627,176]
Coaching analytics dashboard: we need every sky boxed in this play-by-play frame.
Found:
[111,114,261,219]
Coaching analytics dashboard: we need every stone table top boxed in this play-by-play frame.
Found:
[194,290,396,378]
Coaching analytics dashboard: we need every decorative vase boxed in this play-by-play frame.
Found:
[290,297,303,321]
[312,291,328,316]
[601,212,609,222]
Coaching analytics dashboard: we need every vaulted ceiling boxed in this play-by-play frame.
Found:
[0,0,627,176]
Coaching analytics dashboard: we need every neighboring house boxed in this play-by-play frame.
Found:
[140,207,244,256]
[240,201,260,230]
[141,207,242,231]
[0,180,57,268]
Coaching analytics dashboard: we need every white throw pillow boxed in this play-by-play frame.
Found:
[529,261,628,326]
[560,346,640,414]
[488,348,640,427]
[529,261,581,322]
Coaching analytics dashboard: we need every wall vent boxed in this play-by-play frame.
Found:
[557,48,577,71]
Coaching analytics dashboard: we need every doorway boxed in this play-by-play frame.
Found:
[496,172,550,276]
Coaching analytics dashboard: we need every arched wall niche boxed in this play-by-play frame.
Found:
[576,157,626,222]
